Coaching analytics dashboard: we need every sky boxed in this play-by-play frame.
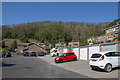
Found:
[2,2,118,25]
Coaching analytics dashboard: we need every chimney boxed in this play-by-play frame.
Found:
[117,22,120,25]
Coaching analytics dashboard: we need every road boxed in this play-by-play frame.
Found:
[2,55,91,78]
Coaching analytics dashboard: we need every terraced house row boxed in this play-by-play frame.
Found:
[88,22,120,45]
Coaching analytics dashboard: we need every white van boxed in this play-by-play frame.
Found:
[50,48,59,57]
[90,51,120,72]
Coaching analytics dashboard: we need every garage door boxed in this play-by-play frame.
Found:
[73,48,79,59]
[102,44,116,52]
[89,46,100,59]
[80,48,87,60]
[63,48,68,53]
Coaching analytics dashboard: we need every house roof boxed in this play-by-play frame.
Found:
[18,42,51,50]
[18,43,32,46]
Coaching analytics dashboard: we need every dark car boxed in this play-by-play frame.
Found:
[38,52,44,56]
[30,52,37,56]
[2,52,11,58]
[55,52,77,63]
[23,52,29,56]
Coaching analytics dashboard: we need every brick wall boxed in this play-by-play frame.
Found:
[116,43,120,52]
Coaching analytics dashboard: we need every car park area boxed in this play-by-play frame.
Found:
[1,51,120,79]
[38,55,119,78]
[2,54,90,78]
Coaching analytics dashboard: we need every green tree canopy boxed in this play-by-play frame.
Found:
[2,19,119,46]
[2,41,5,48]
[11,40,18,49]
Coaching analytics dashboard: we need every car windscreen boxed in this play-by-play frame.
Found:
[60,54,64,57]
[60,54,66,57]
[91,54,102,58]
[40,52,44,54]
[24,52,28,54]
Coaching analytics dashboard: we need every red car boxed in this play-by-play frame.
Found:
[55,52,77,63]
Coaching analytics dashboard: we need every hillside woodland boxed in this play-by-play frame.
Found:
[2,19,120,47]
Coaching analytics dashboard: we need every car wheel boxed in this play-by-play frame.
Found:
[73,57,77,61]
[105,64,112,72]
[59,59,63,63]
[91,67,96,70]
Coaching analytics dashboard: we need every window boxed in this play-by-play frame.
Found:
[113,28,116,31]
[115,52,120,56]
[60,54,65,57]
[115,27,119,31]
[70,53,73,55]
[113,34,116,37]
[91,54,102,58]
[105,52,115,57]
[107,30,109,33]
[66,54,70,56]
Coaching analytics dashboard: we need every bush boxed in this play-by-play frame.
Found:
[11,40,17,50]
[2,47,11,52]
[55,46,59,48]
[92,41,97,44]
[106,40,112,43]
[46,50,50,55]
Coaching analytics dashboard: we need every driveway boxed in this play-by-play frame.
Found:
[38,55,119,78]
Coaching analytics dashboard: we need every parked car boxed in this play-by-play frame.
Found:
[38,52,44,56]
[90,51,120,72]
[55,52,77,63]
[23,52,29,56]
[29,52,37,56]
[50,48,59,57]
[2,52,11,58]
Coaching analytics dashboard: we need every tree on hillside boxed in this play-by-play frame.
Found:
[11,40,17,50]
[106,19,120,28]
[19,36,29,43]
[2,20,111,46]
[2,41,5,48]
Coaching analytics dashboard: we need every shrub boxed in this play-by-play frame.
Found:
[47,50,50,55]
[106,40,112,43]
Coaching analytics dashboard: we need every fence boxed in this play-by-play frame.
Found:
[61,41,120,60]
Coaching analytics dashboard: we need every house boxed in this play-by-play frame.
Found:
[42,43,51,51]
[38,43,51,50]
[105,22,120,42]
[87,37,97,44]
[17,43,47,53]
[55,42,66,48]
[68,40,79,47]
[96,34,106,43]
[55,43,60,48]
[87,22,120,45]
[17,43,30,52]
